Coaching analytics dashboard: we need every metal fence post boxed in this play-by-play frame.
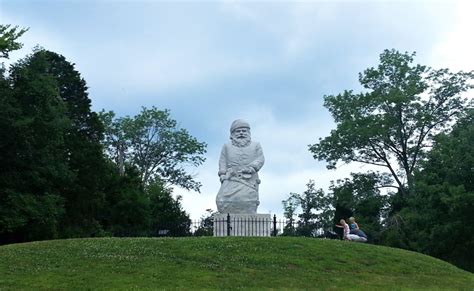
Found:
[226,213,231,236]
[273,214,277,236]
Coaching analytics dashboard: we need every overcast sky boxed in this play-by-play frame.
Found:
[1,0,473,220]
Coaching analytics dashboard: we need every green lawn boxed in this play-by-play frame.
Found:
[0,237,472,289]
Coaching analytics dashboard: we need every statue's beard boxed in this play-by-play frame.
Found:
[231,135,251,147]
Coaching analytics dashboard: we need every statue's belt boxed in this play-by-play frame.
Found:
[228,177,258,190]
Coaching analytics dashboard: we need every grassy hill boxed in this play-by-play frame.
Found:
[0,237,472,289]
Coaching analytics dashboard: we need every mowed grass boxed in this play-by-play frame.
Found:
[0,237,472,290]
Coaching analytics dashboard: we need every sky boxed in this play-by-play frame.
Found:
[1,0,473,221]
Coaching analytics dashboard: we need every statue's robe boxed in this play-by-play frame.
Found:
[216,141,265,214]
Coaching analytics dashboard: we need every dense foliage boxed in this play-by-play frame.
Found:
[399,110,474,271]
[1,49,71,243]
[0,26,197,244]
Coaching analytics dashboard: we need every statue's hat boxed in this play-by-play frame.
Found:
[230,119,250,133]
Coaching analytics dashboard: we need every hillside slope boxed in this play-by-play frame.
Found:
[0,237,472,289]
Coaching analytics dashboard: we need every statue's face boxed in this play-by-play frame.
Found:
[231,127,251,147]
[233,127,250,139]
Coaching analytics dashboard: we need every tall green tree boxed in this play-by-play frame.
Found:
[0,25,65,243]
[100,108,206,191]
[0,24,29,182]
[310,49,473,197]
[3,49,109,239]
[148,181,191,237]
[1,48,72,243]
[399,110,474,271]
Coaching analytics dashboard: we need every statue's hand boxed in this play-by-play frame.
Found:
[242,167,255,174]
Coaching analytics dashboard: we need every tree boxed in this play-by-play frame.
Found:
[0,24,28,59]
[194,209,215,236]
[99,163,151,237]
[100,108,206,191]
[282,180,333,237]
[399,110,474,271]
[0,27,71,243]
[310,49,473,197]
[1,49,73,243]
[10,49,109,237]
[148,181,191,237]
[281,193,299,235]
[0,48,110,241]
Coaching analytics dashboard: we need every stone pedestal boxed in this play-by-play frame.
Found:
[213,214,272,237]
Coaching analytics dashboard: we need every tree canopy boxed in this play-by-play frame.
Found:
[100,108,207,191]
[310,49,473,196]
[399,110,474,271]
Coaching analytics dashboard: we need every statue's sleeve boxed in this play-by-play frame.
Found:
[218,145,227,176]
[249,142,265,171]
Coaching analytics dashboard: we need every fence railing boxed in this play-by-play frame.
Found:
[212,214,273,236]
[185,214,334,237]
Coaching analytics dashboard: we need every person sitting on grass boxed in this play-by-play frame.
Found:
[336,219,367,242]
[348,216,367,239]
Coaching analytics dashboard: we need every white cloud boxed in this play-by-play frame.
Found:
[0,14,69,67]
[429,1,474,71]
[219,2,331,57]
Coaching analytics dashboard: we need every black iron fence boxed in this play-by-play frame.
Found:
[184,214,338,238]
[211,214,273,237]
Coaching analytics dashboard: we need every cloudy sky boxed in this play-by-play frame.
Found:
[1,0,473,220]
